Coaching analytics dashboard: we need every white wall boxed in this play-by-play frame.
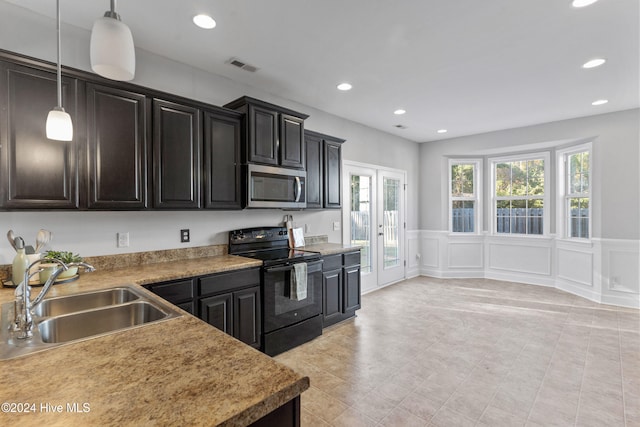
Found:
[413,109,640,307]
[0,3,419,264]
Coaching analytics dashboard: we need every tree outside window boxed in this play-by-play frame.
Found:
[450,161,480,233]
[493,157,546,235]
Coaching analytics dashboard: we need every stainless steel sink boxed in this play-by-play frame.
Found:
[33,287,140,318]
[0,285,182,359]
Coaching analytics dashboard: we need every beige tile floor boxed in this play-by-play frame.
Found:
[275,277,640,427]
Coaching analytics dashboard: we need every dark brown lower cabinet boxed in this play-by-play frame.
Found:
[249,396,301,427]
[198,268,261,349]
[144,268,261,349]
[201,292,233,334]
[201,286,261,349]
[322,250,361,328]
[143,278,195,315]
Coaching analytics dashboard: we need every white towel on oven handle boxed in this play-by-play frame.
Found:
[290,262,307,301]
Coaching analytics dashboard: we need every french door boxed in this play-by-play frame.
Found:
[343,162,406,293]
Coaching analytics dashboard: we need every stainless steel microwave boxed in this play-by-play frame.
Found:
[246,164,306,209]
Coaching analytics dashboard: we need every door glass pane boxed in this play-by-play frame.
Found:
[383,177,400,268]
[350,175,372,273]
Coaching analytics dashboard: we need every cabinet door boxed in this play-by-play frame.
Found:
[343,265,361,312]
[323,140,342,208]
[248,104,278,166]
[152,99,201,209]
[280,114,304,169]
[0,62,79,209]
[322,268,343,324]
[200,293,233,335]
[304,132,323,209]
[233,286,261,349]
[203,110,242,209]
[86,83,149,209]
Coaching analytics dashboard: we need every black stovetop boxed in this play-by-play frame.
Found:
[228,226,320,266]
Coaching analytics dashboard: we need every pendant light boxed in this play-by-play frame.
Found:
[46,0,73,141]
[90,0,136,81]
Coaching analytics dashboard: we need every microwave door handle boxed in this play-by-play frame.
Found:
[294,176,301,202]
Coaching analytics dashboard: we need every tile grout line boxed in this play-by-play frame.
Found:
[523,320,568,424]
[574,323,594,427]
[618,325,628,427]
[473,329,531,426]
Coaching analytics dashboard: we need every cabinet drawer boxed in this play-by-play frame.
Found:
[343,251,360,267]
[145,279,194,303]
[199,268,260,296]
[322,254,342,271]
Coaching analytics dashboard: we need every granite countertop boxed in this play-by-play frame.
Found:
[301,242,360,256]
[0,254,308,426]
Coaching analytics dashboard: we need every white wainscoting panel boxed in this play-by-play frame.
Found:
[556,241,593,287]
[448,241,483,269]
[414,231,638,308]
[599,238,639,307]
[406,230,421,278]
[422,235,441,269]
[487,239,552,276]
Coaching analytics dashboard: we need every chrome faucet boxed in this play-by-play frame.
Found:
[14,259,96,339]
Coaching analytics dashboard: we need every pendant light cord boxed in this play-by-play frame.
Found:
[56,0,62,109]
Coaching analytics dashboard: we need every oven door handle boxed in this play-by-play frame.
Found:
[264,260,322,273]
[264,264,296,273]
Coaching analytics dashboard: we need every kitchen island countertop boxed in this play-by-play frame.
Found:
[0,254,308,426]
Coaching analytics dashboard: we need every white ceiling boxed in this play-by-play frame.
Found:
[5,0,639,142]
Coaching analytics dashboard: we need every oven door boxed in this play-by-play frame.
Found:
[263,259,322,333]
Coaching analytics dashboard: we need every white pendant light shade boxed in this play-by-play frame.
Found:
[90,15,135,81]
[46,107,73,141]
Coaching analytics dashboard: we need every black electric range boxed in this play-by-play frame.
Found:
[229,226,323,356]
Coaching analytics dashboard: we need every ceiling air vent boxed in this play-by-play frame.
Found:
[227,57,259,73]
[394,124,408,129]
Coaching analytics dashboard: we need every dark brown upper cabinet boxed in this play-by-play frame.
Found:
[224,96,308,170]
[0,60,81,209]
[152,99,202,209]
[324,139,343,209]
[304,130,345,209]
[203,109,243,209]
[280,114,305,168]
[304,131,323,209]
[86,83,149,209]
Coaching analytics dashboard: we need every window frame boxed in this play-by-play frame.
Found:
[489,152,550,236]
[448,159,482,234]
[556,142,592,241]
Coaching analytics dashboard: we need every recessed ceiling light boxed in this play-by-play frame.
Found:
[582,58,606,69]
[193,14,216,29]
[337,83,352,91]
[592,99,608,106]
[394,109,406,115]
[437,129,448,134]
[572,0,599,8]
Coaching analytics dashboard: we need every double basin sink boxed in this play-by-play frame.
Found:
[0,285,182,359]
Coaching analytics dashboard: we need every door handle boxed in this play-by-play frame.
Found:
[294,177,302,202]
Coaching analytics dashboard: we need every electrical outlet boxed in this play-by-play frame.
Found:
[180,229,190,243]
[333,221,341,231]
[117,232,129,248]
